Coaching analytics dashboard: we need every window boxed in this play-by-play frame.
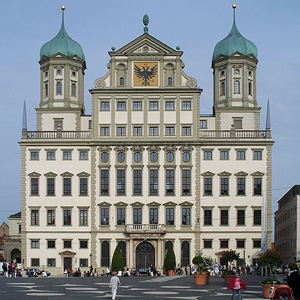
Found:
[63,151,72,160]
[220,151,229,160]
[56,82,62,95]
[100,170,109,195]
[31,210,39,226]
[133,208,142,224]
[117,169,126,195]
[254,178,262,195]
[71,83,76,97]
[220,81,225,96]
[237,178,246,195]
[181,241,190,267]
[31,258,40,267]
[203,240,212,249]
[182,208,190,225]
[167,77,173,86]
[47,151,55,160]
[116,127,126,136]
[182,101,191,110]
[63,240,72,248]
[117,101,126,111]
[166,169,175,195]
[100,126,110,136]
[166,151,174,162]
[47,240,56,248]
[63,209,72,226]
[100,101,110,111]
[237,150,245,160]
[182,152,190,163]
[31,178,39,196]
[45,83,48,97]
[31,240,39,248]
[150,208,158,224]
[253,150,262,160]
[54,120,63,130]
[165,126,175,136]
[149,169,158,195]
[120,77,125,86]
[182,169,191,195]
[101,208,109,225]
[233,119,243,129]
[234,80,240,94]
[134,152,142,163]
[204,209,212,225]
[234,69,240,75]
[133,101,142,111]
[199,120,207,129]
[79,209,88,226]
[204,178,212,195]
[253,240,261,248]
[166,208,174,225]
[56,69,62,75]
[220,209,229,225]
[101,152,109,163]
[46,178,55,196]
[150,152,158,163]
[117,208,125,225]
[237,240,245,248]
[133,169,142,195]
[79,259,88,267]
[118,241,127,267]
[165,101,175,110]
[220,240,229,249]
[204,151,212,160]
[149,126,159,136]
[253,209,261,225]
[220,178,229,195]
[47,259,56,267]
[149,101,158,111]
[237,210,245,225]
[101,241,110,266]
[80,240,88,249]
[182,126,191,136]
[248,82,252,96]
[79,178,88,196]
[63,178,72,196]
[133,127,142,136]
[47,209,55,225]
[117,152,125,163]
[79,151,88,160]
[30,151,39,160]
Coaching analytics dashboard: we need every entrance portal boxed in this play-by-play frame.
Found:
[64,257,72,271]
[136,241,155,269]
[11,248,21,263]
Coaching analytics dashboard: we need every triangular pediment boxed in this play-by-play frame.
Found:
[98,201,112,207]
[234,171,248,176]
[28,172,41,177]
[77,171,90,177]
[59,250,76,256]
[251,171,264,176]
[201,171,215,176]
[115,201,128,207]
[179,201,193,207]
[44,172,57,177]
[60,171,74,177]
[218,171,232,177]
[130,201,144,207]
[163,201,177,207]
[146,201,161,207]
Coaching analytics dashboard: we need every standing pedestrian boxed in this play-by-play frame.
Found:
[110,271,121,300]
[227,273,246,299]
[2,261,8,278]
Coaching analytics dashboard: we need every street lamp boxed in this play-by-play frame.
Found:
[89,253,93,273]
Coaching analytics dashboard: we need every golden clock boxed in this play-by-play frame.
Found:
[133,62,158,87]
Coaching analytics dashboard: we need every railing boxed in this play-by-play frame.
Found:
[199,130,271,139]
[125,224,166,233]
[4,235,21,240]
[22,130,91,139]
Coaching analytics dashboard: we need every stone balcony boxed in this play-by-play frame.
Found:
[199,130,271,139]
[125,224,166,234]
[22,130,90,139]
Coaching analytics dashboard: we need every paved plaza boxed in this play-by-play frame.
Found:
[0,274,278,300]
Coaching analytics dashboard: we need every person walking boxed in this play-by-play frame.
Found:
[227,273,247,300]
[110,271,121,300]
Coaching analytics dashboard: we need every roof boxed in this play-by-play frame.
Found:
[9,212,21,219]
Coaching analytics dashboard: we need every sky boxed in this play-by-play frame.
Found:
[0,0,299,232]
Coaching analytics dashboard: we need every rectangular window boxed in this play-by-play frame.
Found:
[182,169,191,195]
[31,258,40,267]
[253,209,261,225]
[237,150,246,160]
[150,208,158,224]
[101,208,109,225]
[204,151,212,160]
[63,240,72,248]
[166,169,175,195]
[117,208,125,225]
[80,259,88,267]
[182,126,191,136]
[237,178,246,195]
[165,101,175,110]
[220,210,228,226]
[204,209,212,225]
[47,240,55,248]
[254,178,262,195]
[47,209,55,225]
[100,101,110,111]
[80,240,88,249]
[63,178,72,196]
[31,210,39,226]
[165,126,175,136]
[133,101,142,111]
[100,170,109,195]
[182,208,191,225]
[133,208,142,224]
[30,151,39,160]
[79,209,88,226]
[31,240,39,248]
[63,209,72,226]
[149,169,158,195]
[199,120,207,129]
[79,178,88,196]
[253,240,261,248]
[133,127,142,136]
[47,151,55,160]
[63,151,72,160]
[204,178,212,195]
[220,178,229,195]
[47,258,56,267]
[117,126,126,136]
[237,210,245,225]
[253,150,262,160]
[149,101,158,111]
[203,240,212,249]
[220,151,229,160]
[117,101,126,111]
[31,178,39,196]
[79,151,88,160]
[182,101,191,110]
[233,119,242,129]
[149,126,159,136]
[220,240,229,249]
[117,169,126,195]
[54,120,63,130]
[100,126,110,136]
[47,178,55,196]
[166,208,174,225]
[237,240,245,248]
[133,169,142,195]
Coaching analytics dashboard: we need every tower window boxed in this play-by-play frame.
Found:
[248,82,252,96]
[71,83,76,97]
[234,69,240,75]
[221,71,225,77]
[72,71,76,77]
[45,83,48,97]
[167,77,173,86]
[56,82,62,95]
[248,71,252,77]
[56,69,62,76]
[220,81,225,96]
[120,77,124,86]
[234,80,240,94]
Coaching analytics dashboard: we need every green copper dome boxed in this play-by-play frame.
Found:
[40,9,85,62]
[212,8,257,61]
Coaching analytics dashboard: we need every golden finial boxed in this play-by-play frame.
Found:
[61,5,66,10]
[232,4,237,9]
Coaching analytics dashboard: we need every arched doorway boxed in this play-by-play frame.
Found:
[11,248,21,263]
[136,241,155,269]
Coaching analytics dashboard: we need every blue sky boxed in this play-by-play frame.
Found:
[0,0,299,230]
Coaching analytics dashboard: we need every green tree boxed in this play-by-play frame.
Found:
[221,249,240,269]
[111,245,125,272]
[257,249,282,277]
[164,246,176,272]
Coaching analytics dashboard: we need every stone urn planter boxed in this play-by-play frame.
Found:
[261,284,279,299]
[194,273,208,285]
[224,274,234,284]
[167,270,174,276]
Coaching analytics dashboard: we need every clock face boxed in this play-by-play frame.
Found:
[133,62,158,87]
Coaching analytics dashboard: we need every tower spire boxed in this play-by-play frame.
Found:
[22,101,27,137]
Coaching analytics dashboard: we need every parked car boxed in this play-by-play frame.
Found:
[138,268,150,275]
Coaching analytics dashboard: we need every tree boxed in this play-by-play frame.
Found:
[221,249,240,269]
[111,245,125,272]
[164,246,176,272]
[257,249,282,277]
[192,255,206,274]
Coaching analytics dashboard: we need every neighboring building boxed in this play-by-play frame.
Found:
[20,6,273,275]
[3,212,22,263]
[275,185,300,264]
[0,221,9,261]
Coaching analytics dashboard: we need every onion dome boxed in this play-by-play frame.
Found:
[40,6,85,62]
[212,5,257,61]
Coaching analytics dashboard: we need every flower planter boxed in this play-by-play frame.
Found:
[224,274,234,284]
[261,284,279,299]
[194,273,208,285]
[167,270,174,276]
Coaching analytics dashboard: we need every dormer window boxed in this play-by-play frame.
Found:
[234,80,240,94]
[56,82,62,95]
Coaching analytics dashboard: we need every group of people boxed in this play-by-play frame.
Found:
[2,261,21,278]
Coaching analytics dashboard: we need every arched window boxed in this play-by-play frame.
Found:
[165,63,174,86]
[56,82,62,95]
[101,241,110,266]
[165,241,173,256]
[71,83,76,97]
[117,64,126,86]
[56,69,62,76]
[120,77,124,86]
[167,77,173,86]
[181,241,190,266]
[45,83,48,97]
[248,82,252,96]
[118,241,127,267]
[220,81,225,96]
[234,80,240,94]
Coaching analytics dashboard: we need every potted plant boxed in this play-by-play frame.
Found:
[192,255,210,285]
[257,249,283,299]
[111,245,125,275]
[164,246,176,276]
[220,249,240,284]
